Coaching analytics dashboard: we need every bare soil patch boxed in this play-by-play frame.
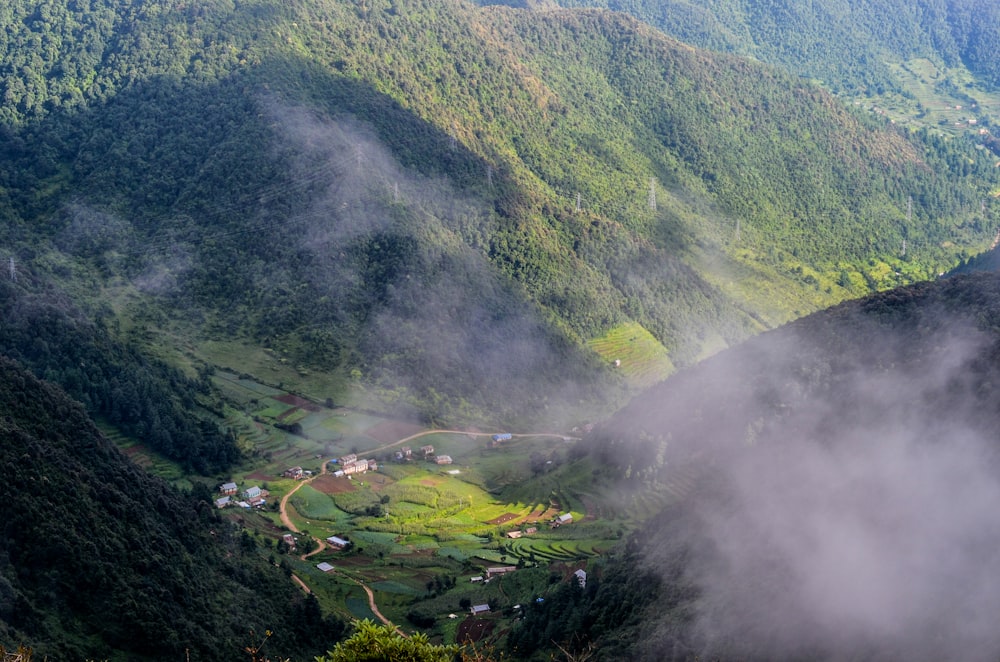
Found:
[246,470,271,481]
[312,473,355,495]
[486,513,519,525]
[457,617,496,644]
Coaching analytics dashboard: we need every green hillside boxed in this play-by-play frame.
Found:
[0,0,998,429]
[519,0,1000,134]
[0,355,345,660]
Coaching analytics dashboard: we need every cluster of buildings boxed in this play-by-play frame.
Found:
[331,453,377,477]
[393,444,452,465]
[215,482,269,509]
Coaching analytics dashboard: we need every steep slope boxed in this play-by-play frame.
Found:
[0,0,997,426]
[517,0,1000,95]
[544,271,1000,660]
[0,355,345,660]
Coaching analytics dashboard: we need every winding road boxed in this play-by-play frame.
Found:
[277,427,577,631]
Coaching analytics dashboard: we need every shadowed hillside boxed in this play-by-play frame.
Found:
[512,271,1000,660]
[0,356,345,660]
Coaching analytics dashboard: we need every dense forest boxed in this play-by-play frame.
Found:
[0,355,345,660]
[521,0,1000,95]
[0,0,998,432]
[514,270,1000,660]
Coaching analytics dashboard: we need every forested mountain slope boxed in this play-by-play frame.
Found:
[0,356,344,660]
[517,0,1000,96]
[544,271,1000,660]
[0,0,997,428]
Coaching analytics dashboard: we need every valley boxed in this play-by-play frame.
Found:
[5,0,1000,659]
[175,369,638,647]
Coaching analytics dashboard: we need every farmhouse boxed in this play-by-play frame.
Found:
[367,458,378,471]
[219,482,238,495]
[215,496,231,509]
[282,533,295,548]
[341,460,367,475]
[506,530,522,539]
[326,536,351,550]
[420,445,434,457]
[491,433,512,443]
[486,566,517,578]
[339,453,357,465]
[283,466,304,479]
[435,455,453,465]
[316,562,335,573]
[242,486,262,500]
[574,569,587,589]
[552,513,573,527]
[470,604,491,616]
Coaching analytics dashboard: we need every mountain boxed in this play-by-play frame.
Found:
[0,355,345,660]
[513,0,1000,98]
[536,270,1000,660]
[1,0,998,431]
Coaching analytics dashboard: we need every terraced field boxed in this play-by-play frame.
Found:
[588,322,674,388]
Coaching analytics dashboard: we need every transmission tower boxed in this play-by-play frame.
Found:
[648,177,656,212]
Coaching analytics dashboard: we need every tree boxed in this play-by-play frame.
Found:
[315,620,460,662]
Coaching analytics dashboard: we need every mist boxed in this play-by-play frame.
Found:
[612,288,1000,661]
[265,101,606,425]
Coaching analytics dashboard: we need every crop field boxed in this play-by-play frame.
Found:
[588,322,674,388]
[195,374,663,647]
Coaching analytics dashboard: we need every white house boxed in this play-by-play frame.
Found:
[326,536,350,550]
[243,486,262,500]
[574,569,587,589]
[470,604,491,615]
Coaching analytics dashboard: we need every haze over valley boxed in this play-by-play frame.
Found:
[3,0,1000,659]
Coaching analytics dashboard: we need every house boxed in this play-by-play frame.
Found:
[339,453,357,465]
[243,486,262,500]
[553,513,573,526]
[282,533,295,548]
[435,455,453,465]
[525,527,537,535]
[333,469,345,478]
[367,458,378,471]
[574,569,587,589]
[486,566,516,578]
[342,460,367,475]
[215,496,231,509]
[283,466,303,479]
[470,604,491,616]
[506,530,523,539]
[326,536,351,550]
[316,562,335,573]
[420,445,434,457]
[219,482,238,495]
[491,433,512,443]
[470,576,484,583]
